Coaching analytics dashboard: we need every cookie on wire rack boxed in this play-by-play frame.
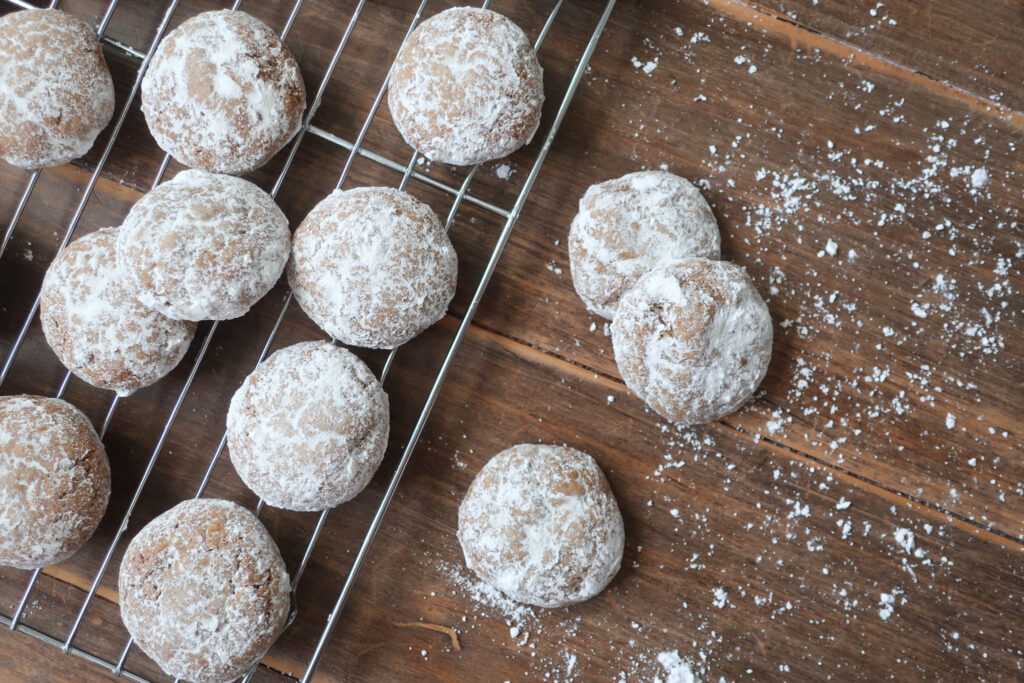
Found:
[0,9,115,169]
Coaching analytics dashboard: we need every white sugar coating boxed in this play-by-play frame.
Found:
[0,395,110,570]
[226,341,390,511]
[116,169,291,321]
[569,171,721,319]
[119,499,290,683]
[40,228,196,396]
[0,9,115,169]
[457,444,624,608]
[611,258,773,425]
[388,7,544,165]
[287,187,458,349]
[141,9,305,175]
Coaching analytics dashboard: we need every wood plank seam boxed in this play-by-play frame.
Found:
[708,0,1024,131]
[462,318,1024,551]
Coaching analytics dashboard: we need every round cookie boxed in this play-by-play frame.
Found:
[388,7,544,165]
[0,395,110,569]
[458,443,624,608]
[227,341,390,511]
[40,228,196,396]
[141,9,306,175]
[116,169,291,321]
[287,187,457,349]
[569,171,721,320]
[119,498,290,683]
[0,9,115,169]
[611,257,773,425]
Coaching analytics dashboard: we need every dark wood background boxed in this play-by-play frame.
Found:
[0,0,1021,680]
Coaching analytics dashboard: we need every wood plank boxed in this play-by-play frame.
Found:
[456,0,1024,538]
[744,0,1024,115]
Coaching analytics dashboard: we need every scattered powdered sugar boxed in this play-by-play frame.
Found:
[0,9,114,169]
[0,396,110,569]
[226,341,389,511]
[116,169,291,321]
[141,10,305,175]
[287,186,457,349]
[611,258,773,425]
[39,228,196,396]
[569,171,721,319]
[457,444,624,608]
[118,499,290,683]
[388,7,544,165]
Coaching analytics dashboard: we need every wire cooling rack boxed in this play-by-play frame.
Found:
[0,0,615,680]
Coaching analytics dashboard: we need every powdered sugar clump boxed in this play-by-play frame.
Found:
[457,444,624,608]
[655,650,700,683]
[611,258,773,425]
[226,341,389,511]
[388,7,544,165]
[569,171,721,319]
[141,10,305,175]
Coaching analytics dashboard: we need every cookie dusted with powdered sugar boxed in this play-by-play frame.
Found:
[287,187,457,349]
[611,258,773,425]
[569,171,721,320]
[40,228,196,396]
[458,444,624,608]
[116,169,291,322]
[388,7,544,165]
[142,9,305,175]
[119,499,290,683]
[0,9,114,169]
[227,341,390,511]
[0,395,110,569]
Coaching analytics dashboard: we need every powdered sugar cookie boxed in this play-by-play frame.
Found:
[287,187,457,349]
[116,169,290,321]
[0,9,115,169]
[388,7,544,165]
[142,9,305,175]
[458,443,624,608]
[569,171,720,319]
[40,228,196,396]
[0,395,110,569]
[119,498,290,683]
[611,258,772,425]
[227,341,389,511]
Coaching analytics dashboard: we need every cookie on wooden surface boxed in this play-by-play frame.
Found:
[458,443,624,608]
[569,170,720,319]
[611,257,773,425]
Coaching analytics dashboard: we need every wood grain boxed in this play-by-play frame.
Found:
[0,0,1020,681]
[747,0,1024,115]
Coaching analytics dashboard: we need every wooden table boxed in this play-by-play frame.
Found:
[0,0,1021,680]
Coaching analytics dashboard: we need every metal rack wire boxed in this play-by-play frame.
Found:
[0,0,616,680]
